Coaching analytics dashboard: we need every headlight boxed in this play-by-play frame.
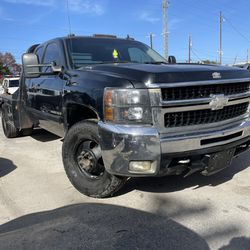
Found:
[103,88,152,124]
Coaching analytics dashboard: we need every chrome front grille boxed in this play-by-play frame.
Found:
[162,82,250,101]
[149,79,250,132]
[164,102,249,128]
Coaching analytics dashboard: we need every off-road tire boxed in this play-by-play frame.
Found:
[1,106,19,138]
[62,120,127,198]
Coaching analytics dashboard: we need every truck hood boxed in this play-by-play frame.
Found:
[85,63,250,88]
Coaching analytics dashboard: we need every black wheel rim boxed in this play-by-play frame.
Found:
[76,139,105,179]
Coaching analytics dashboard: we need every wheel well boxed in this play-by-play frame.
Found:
[67,104,99,128]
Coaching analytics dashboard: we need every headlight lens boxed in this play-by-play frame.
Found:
[104,88,152,124]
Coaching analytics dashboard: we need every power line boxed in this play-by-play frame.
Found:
[224,15,250,43]
[191,48,203,62]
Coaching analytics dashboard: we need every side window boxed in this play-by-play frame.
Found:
[35,46,44,63]
[43,43,61,66]
[128,48,151,63]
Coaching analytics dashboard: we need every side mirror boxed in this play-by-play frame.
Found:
[168,56,177,64]
[51,62,64,73]
[22,53,40,78]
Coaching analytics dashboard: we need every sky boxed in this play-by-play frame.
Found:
[0,0,250,65]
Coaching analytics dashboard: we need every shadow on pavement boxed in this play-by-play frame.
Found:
[0,158,17,177]
[31,129,60,142]
[0,201,210,250]
[219,236,250,250]
[119,151,250,195]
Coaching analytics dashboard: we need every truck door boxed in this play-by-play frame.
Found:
[30,42,66,137]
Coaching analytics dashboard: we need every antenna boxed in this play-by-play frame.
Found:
[66,0,72,36]
[162,0,169,59]
[66,0,75,68]
[219,11,223,65]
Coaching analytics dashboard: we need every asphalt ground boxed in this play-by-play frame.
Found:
[0,126,249,250]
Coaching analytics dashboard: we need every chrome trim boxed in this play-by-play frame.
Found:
[149,83,250,134]
[161,92,250,107]
[161,118,250,153]
[154,114,248,135]
[98,118,250,176]
[162,97,250,113]
[147,78,250,88]
[98,122,161,177]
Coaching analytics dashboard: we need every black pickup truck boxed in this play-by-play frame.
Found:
[2,35,250,198]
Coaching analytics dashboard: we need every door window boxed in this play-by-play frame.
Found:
[43,43,61,72]
[35,46,44,63]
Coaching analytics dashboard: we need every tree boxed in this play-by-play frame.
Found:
[0,62,11,76]
[0,52,21,75]
[0,62,11,84]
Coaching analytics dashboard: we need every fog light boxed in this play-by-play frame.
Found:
[129,161,156,173]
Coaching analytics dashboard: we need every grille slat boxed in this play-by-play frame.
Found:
[162,82,250,101]
[164,103,249,128]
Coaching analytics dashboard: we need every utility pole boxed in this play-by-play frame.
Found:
[188,34,192,63]
[162,0,169,59]
[150,33,153,49]
[147,33,155,49]
[219,11,223,65]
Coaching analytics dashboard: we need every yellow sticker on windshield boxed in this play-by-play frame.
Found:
[113,49,119,59]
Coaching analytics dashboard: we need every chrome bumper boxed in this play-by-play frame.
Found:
[98,119,250,177]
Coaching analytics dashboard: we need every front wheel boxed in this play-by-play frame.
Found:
[62,120,127,198]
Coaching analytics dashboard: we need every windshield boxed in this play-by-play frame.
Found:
[67,38,167,69]
[8,80,19,87]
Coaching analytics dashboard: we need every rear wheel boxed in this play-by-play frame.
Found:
[62,120,127,198]
[1,107,19,138]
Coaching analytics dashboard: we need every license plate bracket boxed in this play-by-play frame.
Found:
[201,148,236,176]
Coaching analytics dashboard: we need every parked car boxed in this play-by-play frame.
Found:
[1,35,250,198]
[0,77,20,95]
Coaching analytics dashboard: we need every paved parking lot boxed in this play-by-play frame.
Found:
[0,126,249,249]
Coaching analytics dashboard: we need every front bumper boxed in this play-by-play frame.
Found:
[98,119,250,177]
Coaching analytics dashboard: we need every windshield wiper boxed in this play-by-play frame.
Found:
[77,61,140,69]
[92,61,133,64]
[144,61,168,65]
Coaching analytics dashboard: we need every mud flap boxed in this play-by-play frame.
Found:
[201,148,236,176]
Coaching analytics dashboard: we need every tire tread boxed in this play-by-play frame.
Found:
[62,120,127,198]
